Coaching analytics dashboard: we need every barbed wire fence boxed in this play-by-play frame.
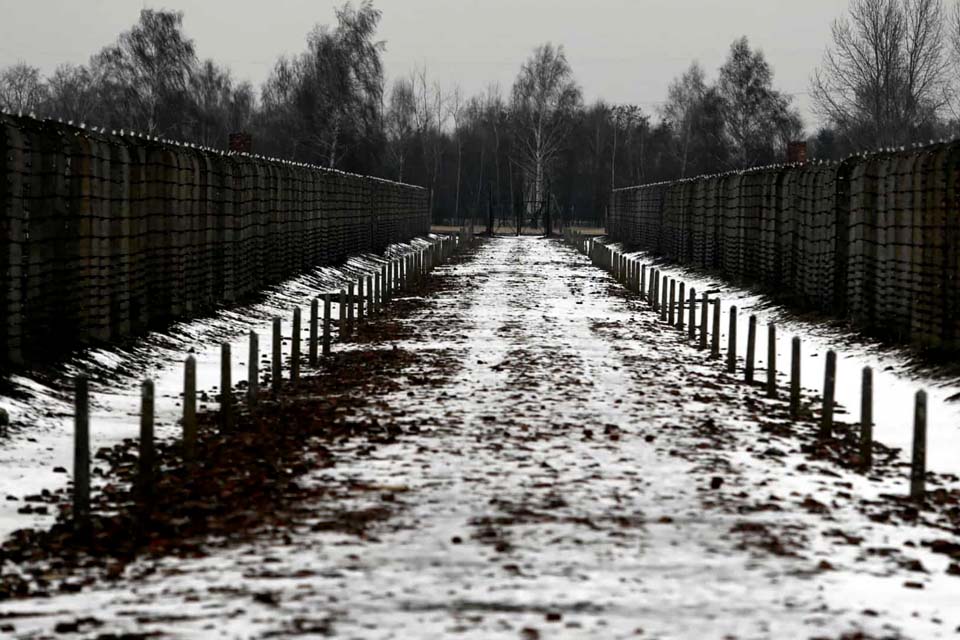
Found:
[608,144,960,352]
[1,113,431,368]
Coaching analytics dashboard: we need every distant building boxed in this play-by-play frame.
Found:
[787,141,807,164]
[229,132,253,154]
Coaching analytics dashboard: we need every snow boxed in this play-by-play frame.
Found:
[1,235,958,638]
[602,240,960,477]
[0,237,439,542]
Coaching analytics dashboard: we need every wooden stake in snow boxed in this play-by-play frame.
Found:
[184,356,197,458]
[366,275,374,318]
[699,294,708,350]
[309,298,319,366]
[726,306,737,373]
[820,350,837,438]
[322,294,332,356]
[347,283,355,333]
[678,282,686,331]
[745,315,757,383]
[766,324,777,399]
[790,337,801,418]
[668,280,676,325]
[220,343,233,431]
[139,379,155,505]
[860,366,873,471]
[272,318,282,391]
[910,390,927,502]
[381,264,388,305]
[73,375,90,528]
[291,308,301,384]
[688,288,697,341]
[357,279,365,323]
[247,332,258,407]
[711,300,721,359]
[660,277,668,322]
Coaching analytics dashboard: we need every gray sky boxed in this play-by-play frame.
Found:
[0,0,848,131]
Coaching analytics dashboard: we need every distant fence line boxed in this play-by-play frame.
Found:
[0,114,429,366]
[609,143,960,352]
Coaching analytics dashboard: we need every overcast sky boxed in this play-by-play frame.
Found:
[0,0,849,131]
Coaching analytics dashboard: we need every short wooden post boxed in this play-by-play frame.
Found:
[74,376,90,527]
[688,288,696,341]
[745,315,757,383]
[678,282,686,330]
[711,300,721,359]
[220,343,233,431]
[820,350,837,438]
[339,289,347,341]
[660,278,668,321]
[309,298,319,366]
[652,270,659,311]
[366,275,374,318]
[322,294,332,356]
[668,280,676,325]
[699,294,708,350]
[910,390,927,502]
[726,306,737,373]
[291,308,301,384]
[381,265,389,305]
[184,356,197,458]
[247,332,258,407]
[347,282,355,332]
[357,279,365,323]
[640,265,647,300]
[860,367,873,471]
[766,324,777,398]
[272,318,282,391]
[790,337,801,418]
[139,379,155,505]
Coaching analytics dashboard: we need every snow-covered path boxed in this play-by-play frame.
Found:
[2,236,958,639]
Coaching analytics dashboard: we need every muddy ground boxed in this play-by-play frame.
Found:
[1,236,960,639]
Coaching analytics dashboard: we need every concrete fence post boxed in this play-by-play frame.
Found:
[745,315,757,383]
[73,376,90,528]
[860,366,873,471]
[220,343,233,431]
[272,318,282,391]
[910,390,927,502]
[184,356,198,457]
[820,350,837,438]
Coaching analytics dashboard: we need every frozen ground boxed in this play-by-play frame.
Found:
[1,236,960,639]
[0,237,436,542]
[604,241,960,477]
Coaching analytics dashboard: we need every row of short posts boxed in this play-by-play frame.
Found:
[565,232,929,504]
[71,234,467,529]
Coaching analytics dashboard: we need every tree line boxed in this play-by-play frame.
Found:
[3,0,960,228]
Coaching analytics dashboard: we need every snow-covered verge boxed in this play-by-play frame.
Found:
[0,236,958,639]
[600,238,960,478]
[0,237,440,543]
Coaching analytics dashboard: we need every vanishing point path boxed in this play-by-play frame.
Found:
[2,237,953,639]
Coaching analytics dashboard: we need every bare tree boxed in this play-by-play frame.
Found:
[94,9,197,135]
[385,78,416,181]
[0,62,47,114]
[43,64,100,123]
[510,43,582,232]
[661,63,707,178]
[811,0,949,149]
[448,86,465,223]
[412,67,448,219]
[718,37,803,167]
